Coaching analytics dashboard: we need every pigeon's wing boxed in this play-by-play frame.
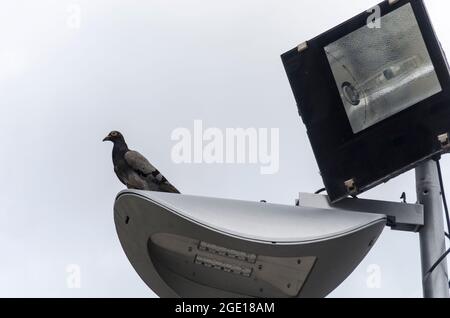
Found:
[125,150,181,194]
[124,150,158,177]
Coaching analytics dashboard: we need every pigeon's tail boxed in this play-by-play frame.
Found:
[142,175,180,194]
[159,182,180,194]
[146,170,180,194]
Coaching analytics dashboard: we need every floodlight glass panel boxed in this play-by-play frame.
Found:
[325,3,442,133]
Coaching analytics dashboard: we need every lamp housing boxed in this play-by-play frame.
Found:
[282,0,450,202]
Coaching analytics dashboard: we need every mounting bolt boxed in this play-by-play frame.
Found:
[297,41,308,53]
[388,0,400,5]
[438,133,450,150]
[344,178,357,193]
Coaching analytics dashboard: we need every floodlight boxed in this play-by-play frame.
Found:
[282,0,450,202]
[114,190,386,298]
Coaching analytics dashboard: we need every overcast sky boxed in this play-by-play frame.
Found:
[1,0,449,298]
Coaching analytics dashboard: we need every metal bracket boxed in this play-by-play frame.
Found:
[297,41,308,53]
[344,179,357,194]
[438,133,450,150]
[297,193,424,233]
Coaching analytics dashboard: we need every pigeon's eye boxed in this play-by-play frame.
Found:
[111,132,117,136]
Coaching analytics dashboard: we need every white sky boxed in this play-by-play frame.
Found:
[0,0,449,298]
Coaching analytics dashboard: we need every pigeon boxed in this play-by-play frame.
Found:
[103,131,180,193]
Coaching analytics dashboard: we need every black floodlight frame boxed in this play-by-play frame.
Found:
[282,0,450,203]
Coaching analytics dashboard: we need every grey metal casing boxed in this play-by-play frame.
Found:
[298,193,424,232]
[114,190,386,298]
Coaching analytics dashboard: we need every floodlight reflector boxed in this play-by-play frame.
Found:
[325,3,442,133]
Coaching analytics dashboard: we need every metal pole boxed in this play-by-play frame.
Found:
[416,160,449,298]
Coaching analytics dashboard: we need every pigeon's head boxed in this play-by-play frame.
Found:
[103,131,125,143]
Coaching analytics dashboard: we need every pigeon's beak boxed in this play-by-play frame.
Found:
[103,135,111,142]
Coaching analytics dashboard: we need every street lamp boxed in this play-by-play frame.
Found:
[114,190,387,298]
[282,0,450,203]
